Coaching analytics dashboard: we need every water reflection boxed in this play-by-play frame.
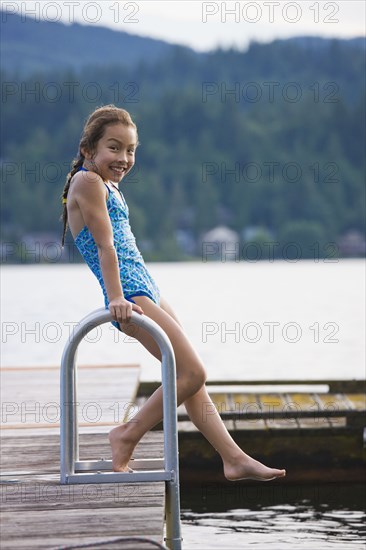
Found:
[181,484,365,549]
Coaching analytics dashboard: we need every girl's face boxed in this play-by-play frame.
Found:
[82,123,137,183]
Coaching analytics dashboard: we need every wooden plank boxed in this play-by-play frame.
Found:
[286,392,330,428]
[1,421,126,431]
[177,419,235,433]
[1,365,140,432]
[208,392,231,415]
[228,393,269,429]
[234,418,267,430]
[345,393,366,411]
[1,431,166,549]
[135,380,365,432]
[4,533,161,550]
[137,379,366,395]
[227,393,260,414]
[0,475,164,511]
[0,507,164,549]
[174,390,365,427]
[0,364,140,371]
[176,403,186,417]
[206,379,366,392]
[313,393,349,428]
[315,393,352,411]
[0,432,163,475]
[177,421,198,432]
[257,393,297,429]
[1,365,167,549]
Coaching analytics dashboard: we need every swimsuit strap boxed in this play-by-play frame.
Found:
[78,166,124,200]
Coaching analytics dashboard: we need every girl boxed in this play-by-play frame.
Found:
[60,104,286,482]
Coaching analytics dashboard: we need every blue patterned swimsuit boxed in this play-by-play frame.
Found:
[73,167,160,331]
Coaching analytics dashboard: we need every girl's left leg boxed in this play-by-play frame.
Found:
[158,297,286,481]
[183,385,286,481]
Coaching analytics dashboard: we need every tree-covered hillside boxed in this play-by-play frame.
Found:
[1,10,190,75]
[1,16,365,262]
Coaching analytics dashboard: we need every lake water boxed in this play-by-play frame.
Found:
[1,259,365,549]
[180,482,365,549]
[1,259,365,381]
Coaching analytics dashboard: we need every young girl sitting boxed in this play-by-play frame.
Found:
[60,104,286,482]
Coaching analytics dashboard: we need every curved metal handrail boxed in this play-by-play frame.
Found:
[60,307,182,550]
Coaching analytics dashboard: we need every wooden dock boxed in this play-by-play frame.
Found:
[1,365,167,550]
[2,364,365,546]
[137,378,366,484]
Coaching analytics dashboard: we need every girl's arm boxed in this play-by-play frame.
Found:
[72,171,143,322]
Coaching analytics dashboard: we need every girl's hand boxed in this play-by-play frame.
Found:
[109,296,144,324]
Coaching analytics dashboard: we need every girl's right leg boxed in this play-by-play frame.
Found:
[109,295,207,471]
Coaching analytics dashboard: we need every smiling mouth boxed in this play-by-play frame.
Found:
[110,166,127,175]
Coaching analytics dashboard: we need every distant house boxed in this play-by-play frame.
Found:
[337,230,366,257]
[200,225,240,261]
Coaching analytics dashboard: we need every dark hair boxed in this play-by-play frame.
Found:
[60,104,138,247]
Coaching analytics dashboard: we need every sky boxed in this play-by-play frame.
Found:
[2,1,365,51]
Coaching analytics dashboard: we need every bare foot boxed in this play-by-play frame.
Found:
[108,424,136,472]
[224,453,286,482]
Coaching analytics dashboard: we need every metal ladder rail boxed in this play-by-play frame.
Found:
[60,307,182,550]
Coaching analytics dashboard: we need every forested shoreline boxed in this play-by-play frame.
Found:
[1,22,365,262]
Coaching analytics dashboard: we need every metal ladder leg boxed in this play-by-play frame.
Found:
[60,307,182,550]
